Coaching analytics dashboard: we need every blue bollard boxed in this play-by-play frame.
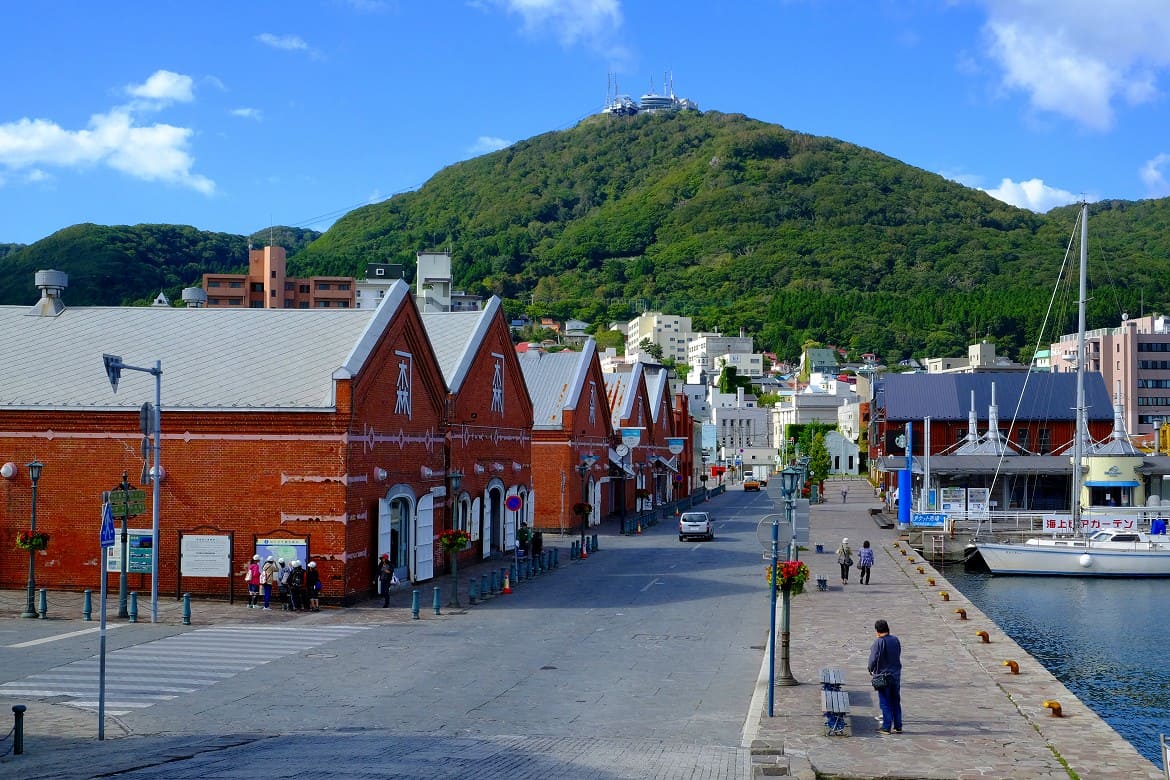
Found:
[38,588,47,619]
[509,562,517,587]
[542,551,549,572]
[12,705,26,755]
[128,592,138,623]
[433,586,441,615]
[570,541,577,560]
[593,532,599,552]
[469,577,478,604]
[83,589,92,621]
[182,593,192,626]
[481,573,489,598]
[523,559,531,579]
[499,568,507,589]
[489,571,498,595]
[411,589,420,619]
[553,547,559,568]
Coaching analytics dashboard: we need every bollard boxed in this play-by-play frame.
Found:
[480,573,489,598]
[489,571,498,595]
[411,589,420,619]
[553,548,559,568]
[12,704,26,755]
[541,550,549,572]
[182,593,192,626]
[469,577,478,604]
[509,562,517,587]
[128,592,138,623]
[83,589,93,621]
[499,568,507,590]
[570,541,578,560]
[433,586,441,615]
[38,588,47,619]
[592,532,599,552]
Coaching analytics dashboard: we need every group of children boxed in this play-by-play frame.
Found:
[242,554,322,611]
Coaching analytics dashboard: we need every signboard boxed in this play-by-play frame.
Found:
[256,537,307,566]
[105,488,146,517]
[940,487,966,513]
[621,427,644,448]
[912,512,948,528]
[100,501,116,549]
[179,534,231,577]
[666,437,686,455]
[967,488,990,515]
[105,528,154,573]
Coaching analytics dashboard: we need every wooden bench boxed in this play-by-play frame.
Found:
[819,667,850,736]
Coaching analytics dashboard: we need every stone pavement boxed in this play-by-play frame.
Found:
[748,477,1164,780]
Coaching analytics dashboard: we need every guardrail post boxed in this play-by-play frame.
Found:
[12,705,26,755]
[83,589,92,621]
[182,593,192,625]
[128,592,138,623]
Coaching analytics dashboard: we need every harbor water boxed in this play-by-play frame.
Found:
[946,565,1170,767]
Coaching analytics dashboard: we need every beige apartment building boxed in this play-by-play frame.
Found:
[202,245,355,309]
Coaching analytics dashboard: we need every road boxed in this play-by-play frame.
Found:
[1,486,780,778]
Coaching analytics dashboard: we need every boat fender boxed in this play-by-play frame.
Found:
[1079,553,1093,568]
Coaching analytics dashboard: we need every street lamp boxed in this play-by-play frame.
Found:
[20,460,44,619]
[448,469,463,606]
[775,466,801,691]
[577,454,598,557]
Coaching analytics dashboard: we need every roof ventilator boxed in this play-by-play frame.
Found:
[26,269,68,317]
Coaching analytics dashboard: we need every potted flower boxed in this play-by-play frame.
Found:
[572,502,593,517]
[16,531,50,551]
[765,560,810,594]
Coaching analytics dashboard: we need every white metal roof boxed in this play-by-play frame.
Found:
[518,340,595,430]
[420,299,498,393]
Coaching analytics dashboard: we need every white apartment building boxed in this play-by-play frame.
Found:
[625,312,692,363]
[688,333,752,371]
[711,387,773,455]
[923,340,1027,374]
[355,263,403,310]
[1051,313,1170,435]
[415,251,482,313]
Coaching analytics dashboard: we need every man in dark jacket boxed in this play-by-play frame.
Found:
[868,619,903,734]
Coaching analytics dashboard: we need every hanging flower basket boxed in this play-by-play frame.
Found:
[572,502,593,517]
[16,531,50,551]
[438,529,470,553]
[634,489,651,500]
[765,560,810,595]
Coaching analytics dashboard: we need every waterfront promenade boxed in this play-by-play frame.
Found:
[749,477,1164,779]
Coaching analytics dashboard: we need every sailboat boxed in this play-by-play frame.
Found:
[974,203,1170,576]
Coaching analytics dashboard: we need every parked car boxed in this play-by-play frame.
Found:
[743,479,761,491]
[678,511,714,542]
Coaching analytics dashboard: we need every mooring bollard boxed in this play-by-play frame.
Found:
[83,589,93,621]
[411,589,420,619]
[12,704,26,755]
[469,577,478,604]
[432,586,441,615]
[38,588,47,619]
[128,592,138,623]
[182,593,192,626]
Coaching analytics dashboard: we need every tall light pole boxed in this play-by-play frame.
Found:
[577,453,598,555]
[20,460,44,619]
[448,469,463,606]
[103,354,163,623]
[775,466,801,690]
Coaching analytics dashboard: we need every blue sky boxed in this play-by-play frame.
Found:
[4,0,1170,245]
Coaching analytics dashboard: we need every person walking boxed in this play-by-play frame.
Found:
[868,619,903,734]
[858,540,874,585]
[276,558,291,611]
[835,537,853,586]
[260,555,279,610]
[306,560,321,612]
[841,488,848,503]
[378,553,395,608]
[245,554,261,608]
[288,560,306,611]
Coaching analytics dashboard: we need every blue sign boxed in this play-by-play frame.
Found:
[100,501,116,548]
[911,512,947,528]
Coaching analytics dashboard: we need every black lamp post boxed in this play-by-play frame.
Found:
[577,454,598,556]
[775,466,801,690]
[21,460,44,619]
[448,469,463,606]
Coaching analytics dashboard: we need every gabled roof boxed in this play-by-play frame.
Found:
[518,340,595,430]
[603,362,643,426]
[878,372,1113,422]
[2,279,411,411]
[644,365,669,422]
[420,298,500,394]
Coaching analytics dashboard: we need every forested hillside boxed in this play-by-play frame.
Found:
[4,111,1169,362]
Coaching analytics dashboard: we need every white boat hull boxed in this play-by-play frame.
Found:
[977,540,1170,577]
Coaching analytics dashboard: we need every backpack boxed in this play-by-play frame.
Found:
[289,567,305,588]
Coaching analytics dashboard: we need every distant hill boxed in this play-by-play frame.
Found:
[5,111,1169,362]
[0,224,319,307]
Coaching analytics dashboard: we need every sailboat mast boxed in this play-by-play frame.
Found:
[1072,203,1088,525]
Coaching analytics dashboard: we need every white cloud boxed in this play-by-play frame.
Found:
[125,70,195,104]
[468,136,512,155]
[256,32,314,53]
[491,0,622,48]
[0,74,214,196]
[1140,153,1170,196]
[978,1,1170,131]
[230,107,263,121]
[983,177,1080,212]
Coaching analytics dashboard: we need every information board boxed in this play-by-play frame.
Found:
[256,537,308,566]
[105,528,154,573]
[180,534,231,577]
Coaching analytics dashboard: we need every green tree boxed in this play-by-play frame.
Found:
[808,431,832,486]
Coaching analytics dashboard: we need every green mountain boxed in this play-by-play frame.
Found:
[5,111,1168,362]
[0,224,319,307]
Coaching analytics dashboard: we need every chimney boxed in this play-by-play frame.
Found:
[26,269,68,317]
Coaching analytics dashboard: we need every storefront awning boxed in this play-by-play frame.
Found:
[1085,480,1140,487]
